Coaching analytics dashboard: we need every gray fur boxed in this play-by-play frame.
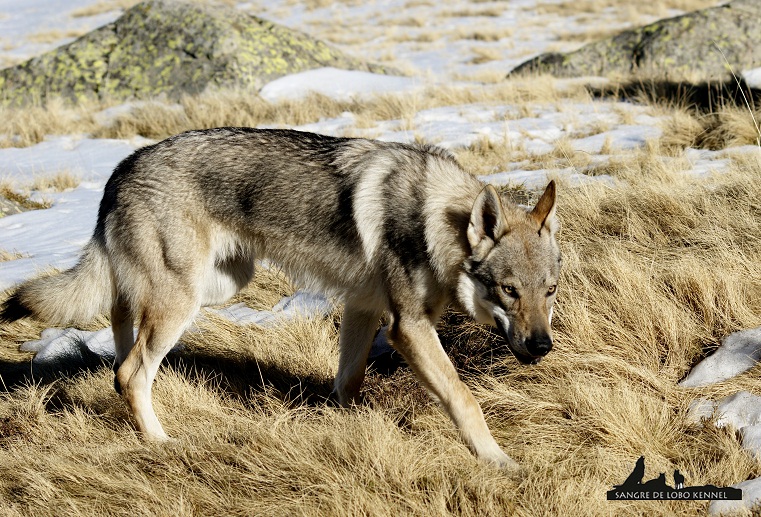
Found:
[0,128,561,471]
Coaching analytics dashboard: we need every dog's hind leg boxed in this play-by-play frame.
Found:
[115,293,199,441]
[334,303,382,405]
[111,292,134,394]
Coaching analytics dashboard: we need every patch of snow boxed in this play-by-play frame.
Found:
[21,326,125,363]
[740,425,761,462]
[22,290,333,365]
[0,136,149,290]
[572,125,661,154]
[680,328,761,387]
[479,168,615,189]
[714,392,761,431]
[0,183,104,290]
[259,67,422,102]
[689,391,761,461]
[0,0,123,64]
[0,135,150,183]
[742,67,761,89]
[709,477,761,516]
[287,113,358,136]
[202,291,333,327]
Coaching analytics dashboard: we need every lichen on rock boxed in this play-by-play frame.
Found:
[509,0,761,82]
[0,0,389,106]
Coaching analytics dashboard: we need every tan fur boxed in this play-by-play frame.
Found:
[0,129,560,471]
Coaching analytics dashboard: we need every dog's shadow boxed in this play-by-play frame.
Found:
[0,336,412,413]
[0,310,512,420]
[0,343,334,408]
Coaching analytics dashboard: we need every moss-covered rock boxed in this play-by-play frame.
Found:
[509,0,761,81]
[0,0,389,106]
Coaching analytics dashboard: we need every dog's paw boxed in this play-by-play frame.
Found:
[481,449,524,477]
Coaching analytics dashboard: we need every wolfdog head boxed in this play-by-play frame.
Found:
[457,181,561,364]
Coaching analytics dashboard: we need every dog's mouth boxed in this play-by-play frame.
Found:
[494,317,543,365]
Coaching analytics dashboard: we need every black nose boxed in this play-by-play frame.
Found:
[527,335,553,357]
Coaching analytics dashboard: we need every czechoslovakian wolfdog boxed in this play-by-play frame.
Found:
[1,128,561,470]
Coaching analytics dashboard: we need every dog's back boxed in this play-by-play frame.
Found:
[98,128,475,301]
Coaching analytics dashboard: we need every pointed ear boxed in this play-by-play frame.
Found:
[468,185,506,253]
[530,180,558,234]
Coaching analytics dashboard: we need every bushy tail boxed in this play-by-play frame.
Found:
[0,239,112,325]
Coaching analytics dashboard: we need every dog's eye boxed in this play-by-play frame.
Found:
[502,285,518,298]
[547,285,557,296]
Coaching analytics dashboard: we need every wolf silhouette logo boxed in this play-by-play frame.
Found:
[607,457,741,501]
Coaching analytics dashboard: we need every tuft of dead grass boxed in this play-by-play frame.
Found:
[0,98,101,148]
[0,181,52,210]
[698,107,761,150]
[24,28,87,45]
[659,108,707,155]
[655,105,761,153]
[70,0,140,17]
[29,171,81,193]
[0,249,26,262]
[468,46,504,65]
[454,134,526,176]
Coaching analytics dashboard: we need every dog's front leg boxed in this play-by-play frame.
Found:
[387,312,520,471]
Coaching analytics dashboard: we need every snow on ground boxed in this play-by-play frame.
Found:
[743,67,761,89]
[0,136,149,289]
[259,67,424,102]
[21,291,334,365]
[688,391,761,514]
[0,135,151,182]
[242,0,677,81]
[0,0,119,67]
[680,329,761,388]
[682,323,761,514]
[479,167,615,189]
[710,477,761,516]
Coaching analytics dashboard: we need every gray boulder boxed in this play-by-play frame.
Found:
[0,0,389,106]
[509,0,761,81]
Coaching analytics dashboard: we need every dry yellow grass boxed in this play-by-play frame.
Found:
[70,0,140,18]
[0,98,100,148]
[555,26,627,43]
[24,28,87,45]
[0,182,52,210]
[659,108,707,155]
[1,12,759,515]
[454,134,526,176]
[443,5,505,18]
[469,46,504,65]
[6,75,755,161]
[70,0,237,18]
[0,249,26,262]
[654,103,761,153]
[534,0,721,19]
[2,154,761,515]
[29,171,81,193]
[0,78,593,148]
[699,107,761,150]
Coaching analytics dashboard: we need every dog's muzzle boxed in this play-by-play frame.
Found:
[494,317,550,365]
